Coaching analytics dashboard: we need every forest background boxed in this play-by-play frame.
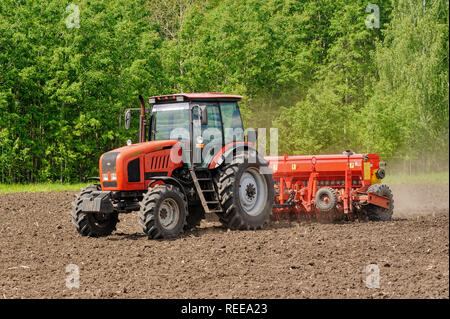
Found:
[0,0,448,183]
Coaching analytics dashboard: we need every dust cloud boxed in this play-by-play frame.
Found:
[389,183,449,217]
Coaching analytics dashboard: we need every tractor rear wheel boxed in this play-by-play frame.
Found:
[139,184,188,239]
[214,151,274,230]
[71,185,118,237]
[364,184,394,221]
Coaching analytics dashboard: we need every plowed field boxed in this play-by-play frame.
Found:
[0,184,448,298]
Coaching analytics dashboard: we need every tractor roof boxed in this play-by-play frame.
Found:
[149,92,243,104]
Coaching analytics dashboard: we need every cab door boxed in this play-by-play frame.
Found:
[192,103,224,167]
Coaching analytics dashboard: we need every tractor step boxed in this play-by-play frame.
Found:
[207,209,223,213]
[189,169,223,214]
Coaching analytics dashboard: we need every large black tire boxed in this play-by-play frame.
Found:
[184,204,205,231]
[71,185,118,237]
[214,152,274,230]
[315,187,338,212]
[139,184,188,239]
[364,183,394,221]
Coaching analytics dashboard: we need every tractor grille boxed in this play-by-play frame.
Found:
[149,154,170,170]
[103,181,117,188]
[102,152,119,172]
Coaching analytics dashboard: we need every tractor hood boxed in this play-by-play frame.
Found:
[106,140,179,157]
[99,140,182,191]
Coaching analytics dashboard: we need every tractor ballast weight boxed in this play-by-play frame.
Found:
[71,92,394,239]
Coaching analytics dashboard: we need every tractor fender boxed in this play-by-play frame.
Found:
[208,142,270,169]
[148,176,190,204]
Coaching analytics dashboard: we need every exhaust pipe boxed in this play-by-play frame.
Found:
[138,95,146,143]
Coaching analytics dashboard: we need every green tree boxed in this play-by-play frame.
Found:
[359,0,449,172]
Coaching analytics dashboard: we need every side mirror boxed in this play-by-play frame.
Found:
[199,105,208,126]
[124,109,131,130]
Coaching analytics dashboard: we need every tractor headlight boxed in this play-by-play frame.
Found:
[102,173,109,181]
[110,173,117,181]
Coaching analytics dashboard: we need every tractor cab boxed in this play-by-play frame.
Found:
[145,93,245,168]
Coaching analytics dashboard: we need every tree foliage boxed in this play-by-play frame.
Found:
[0,0,448,183]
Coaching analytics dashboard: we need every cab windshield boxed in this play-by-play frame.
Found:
[149,101,244,145]
[150,103,190,141]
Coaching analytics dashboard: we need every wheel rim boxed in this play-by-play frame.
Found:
[92,213,112,228]
[158,198,180,230]
[319,194,330,203]
[239,167,268,216]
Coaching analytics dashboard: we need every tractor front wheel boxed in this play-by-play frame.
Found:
[71,185,118,237]
[139,184,188,239]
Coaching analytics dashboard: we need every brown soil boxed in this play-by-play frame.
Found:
[0,184,448,299]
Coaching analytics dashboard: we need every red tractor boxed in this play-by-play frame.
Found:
[72,92,393,239]
[72,93,274,239]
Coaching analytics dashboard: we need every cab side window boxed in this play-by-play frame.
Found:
[220,102,244,144]
[201,104,222,146]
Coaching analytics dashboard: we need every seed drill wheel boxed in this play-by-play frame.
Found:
[364,183,394,221]
[139,184,188,239]
[214,151,274,230]
[315,187,338,213]
[71,185,119,237]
